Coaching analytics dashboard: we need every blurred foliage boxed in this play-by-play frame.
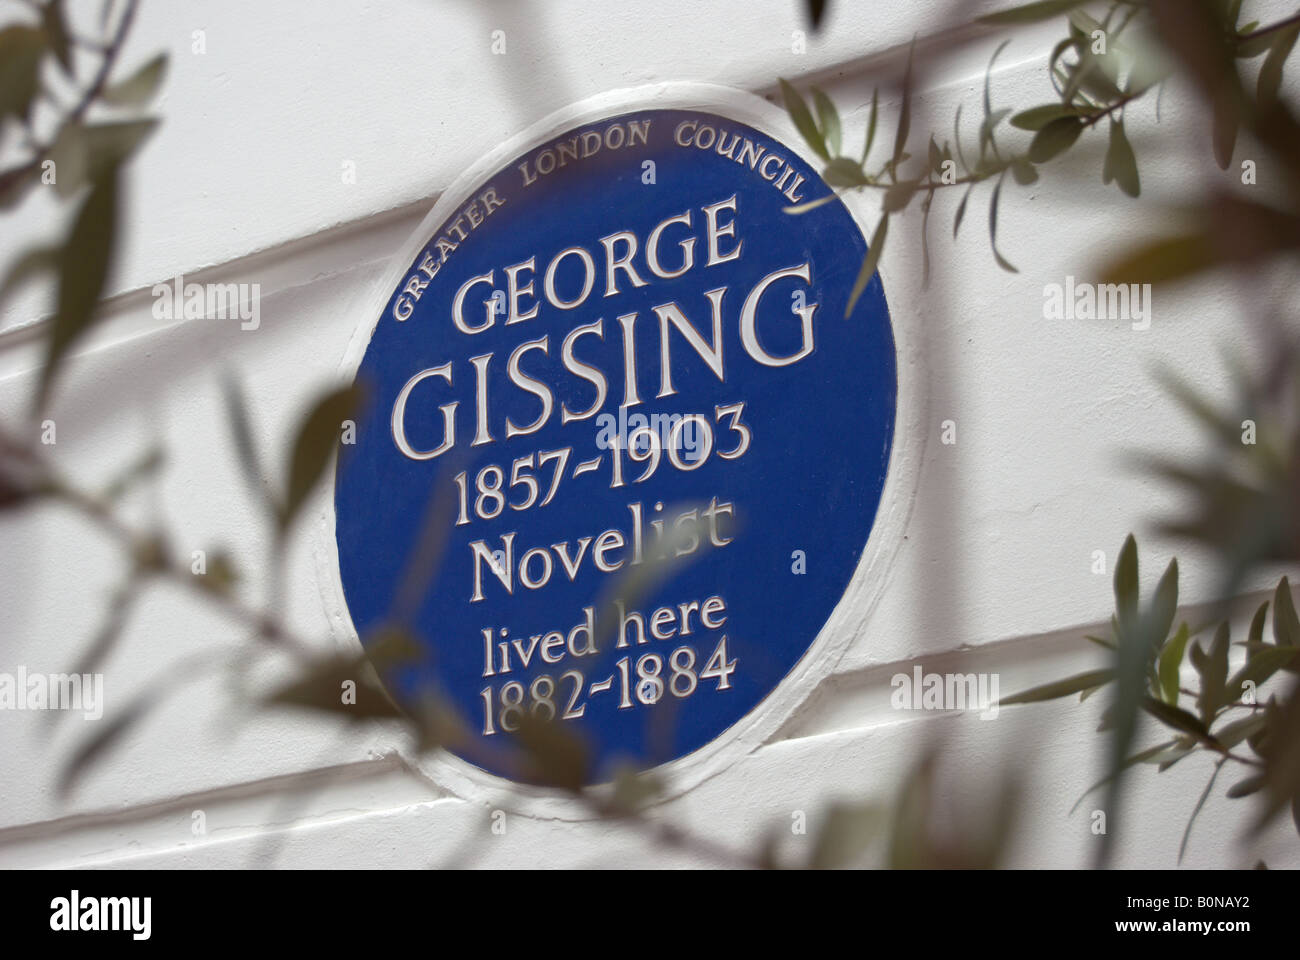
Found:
[804,751,1019,869]
[781,0,1300,863]
[1143,345,1300,598]
[995,325,1300,864]
[3,0,1300,868]
[782,0,1300,310]
[0,0,163,411]
[1002,535,1300,861]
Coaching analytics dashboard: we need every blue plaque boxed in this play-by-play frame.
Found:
[333,97,897,786]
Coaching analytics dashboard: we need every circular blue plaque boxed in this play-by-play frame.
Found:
[333,100,897,786]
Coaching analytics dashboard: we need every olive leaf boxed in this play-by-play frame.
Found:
[892,40,914,172]
[0,25,47,124]
[1274,577,1299,647]
[1148,557,1179,649]
[1011,103,1085,130]
[780,79,828,161]
[783,193,842,215]
[978,40,1012,159]
[606,767,665,816]
[48,119,158,199]
[1227,647,1297,704]
[845,215,887,317]
[1069,740,1178,814]
[1100,233,1217,287]
[1098,533,1162,866]
[1142,696,1219,747]
[1258,24,1300,110]
[197,549,240,595]
[222,374,269,509]
[43,0,71,72]
[37,167,120,412]
[1028,116,1084,163]
[862,87,878,163]
[883,180,918,212]
[1211,88,1239,169]
[1010,158,1039,184]
[511,712,591,791]
[280,384,366,530]
[999,668,1116,705]
[823,157,869,187]
[1247,599,1269,648]
[810,802,884,869]
[978,0,1088,26]
[988,172,1018,272]
[953,183,973,238]
[810,86,842,158]
[267,654,403,720]
[1190,622,1230,726]
[1158,622,1190,705]
[67,580,136,679]
[57,650,215,799]
[267,625,417,720]
[1102,118,1140,197]
[1216,713,1267,750]
[1227,773,1267,799]
[58,693,155,797]
[102,53,169,106]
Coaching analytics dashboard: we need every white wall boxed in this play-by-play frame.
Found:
[1,0,1298,868]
